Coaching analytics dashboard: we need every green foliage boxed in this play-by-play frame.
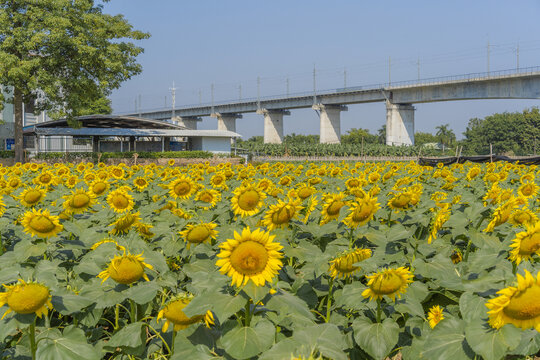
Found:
[0,150,14,158]
[462,107,540,155]
[415,131,438,146]
[34,151,214,161]
[435,124,456,148]
[341,128,379,145]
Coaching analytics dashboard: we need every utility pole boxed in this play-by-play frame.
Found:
[169,82,176,120]
[313,64,317,104]
[344,67,347,89]
[388,56,391,86]
[487,41,490,76]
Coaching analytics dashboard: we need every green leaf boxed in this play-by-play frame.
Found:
[294,323,348,360]
[459,292,486,322]
[419,318,474,360]
[464,321,522,360]
[183,291,245,321]
[104,322,145,355]
[353,318,399,360]
[265,289,315,323]
[123,281,160,304]
[334,282,369,311]
[36,326,101,360]
[220,319,275,360]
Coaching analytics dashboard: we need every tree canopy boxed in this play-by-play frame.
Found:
[0,0,149,161]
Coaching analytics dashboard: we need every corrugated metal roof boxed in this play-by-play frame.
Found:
[24,115,187,130]
[25,127,241,138]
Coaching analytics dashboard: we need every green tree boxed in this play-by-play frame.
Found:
[435,124,456,148]
[414,131,438,146]
[341,128,378,145]
[0,0,149,162]
[377,125,386,144]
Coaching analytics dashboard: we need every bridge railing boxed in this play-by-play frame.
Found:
[116,65,540,115]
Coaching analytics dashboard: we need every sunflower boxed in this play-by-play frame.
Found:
[168,176,197,199]
[303,196,319,223]
[261,199,302,230]
[296,184,316,200]
[466,166,481,181]
[320,193,347,225]
[7,177,22,190]
[89,180,109,196]
[210,173,227,189]
[90,238,125,252]
[216,227,283,287]
[195,188,221,209]
[362,267,414,302]
[179,222,218,249]
[451,249,463,264]
[64,175,79,189]
[428,204,451,243]
[0,280,52,319]
[508,222,540,265]
[343,196,380,228]
[484,197,519,232]
[387,191,414,212]
[518,182,538,198]
[18,186,46,207]
[168,159,175,166]
[109,212,141,235]
[133,177,149,191]
[21,208,63,238]
[486,270,540,331]
[231,185,266,217]
[33,171,55,187]
[98,252,153,284]
[329,248,372,279]
[509,207,538,227]
[109,166,125,180]
[427,305,444,329]
[107,188,134,213]
[157,296,214,332]
[62,188,96,215]
[136,223,155,239]
[483,183,500,206]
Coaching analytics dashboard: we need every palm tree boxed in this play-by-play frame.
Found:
[435,124,456,149]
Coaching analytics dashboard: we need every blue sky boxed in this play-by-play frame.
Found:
[103,0,540,139]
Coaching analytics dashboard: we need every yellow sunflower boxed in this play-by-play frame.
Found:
[33,171,55,187]
[216,227,283,287]
[261,199,302,230]
[484,197,519,232]
[320,193,347,225]
[518,182,538,198]
[428,204,451,244]
[168,176,197,199]
[109,212,141,235]
[343,196,380,229]
[508,222,540,265]
[509,207,538,227]
[486,270,540,331]
[362,267,414,302]
[303,196,319,223]
[106,188,134,213]
[89,179,109,196]
[427,305,444,329]
[90,238,126,252]
[98,252,153,284]
[210,173,227,189]
[62,188,96,215]
[231,185,266,217]
[329,248,372,279]
[466,166,481,181]
[157,296,214,332]
[136,223,155,239]
[18,186,46,207]
[387,190,414,212]
[21,208,63,238]
[133,177,149,191]
[179,222,218,249]
[0,280,52,319]
[194,188,221,209]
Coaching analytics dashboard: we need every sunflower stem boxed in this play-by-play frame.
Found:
[512,261,517,275]
[376,300,382,323]
[129,299,137,323]
[29,319,37,360]
[326,277,334,323]
[171,330,177,355]
[114,304,120,331]
[463,239,472,262]
[244,299,253,327]
[387,211,392,226]
[144,324,171,355]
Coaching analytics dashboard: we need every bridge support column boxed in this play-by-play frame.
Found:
[257,109,290,144]
[174,116,202,130]
[212,112,242,132]
[386,102,415,145]
[313,104,347,144]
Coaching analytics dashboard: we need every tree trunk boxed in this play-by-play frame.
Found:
[13,87,24,163]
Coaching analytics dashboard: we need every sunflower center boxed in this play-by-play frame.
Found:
[71,194,90,208]
[187,226,211,243]
[112,194,129,209]
[521,185,533,196]
[352,202,374,222]
[297,187,313,199]
[514,212,531,224]
[7,284,49,314]
[40,174,51,183]
[237,190,260,210]
[327,201,345,216]
[199,192,213,203]
[348,180,360,188]
[93,182,107,195]
[174,181,191,196]
[370,272,404,295]
[24,190,42,204]
[9,179,19,187]
[29,215,56,233]
[108,257,144,284]
[502,284,540,320]
[271,206,294,225]
[392,194,411,208]
[518,232,540,255]
[230,241,268,275]
[212,177,224,185]
[136,179,147,186]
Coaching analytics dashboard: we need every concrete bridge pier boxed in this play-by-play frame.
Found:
[212,112,242,132]
[257,108,290,144]
[313,104,348,144]
[174,116,202,130]
[385,101,415,146]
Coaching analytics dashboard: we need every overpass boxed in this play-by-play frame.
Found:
[118,66,540,145]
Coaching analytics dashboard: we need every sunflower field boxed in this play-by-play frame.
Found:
[0,159,539,360]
